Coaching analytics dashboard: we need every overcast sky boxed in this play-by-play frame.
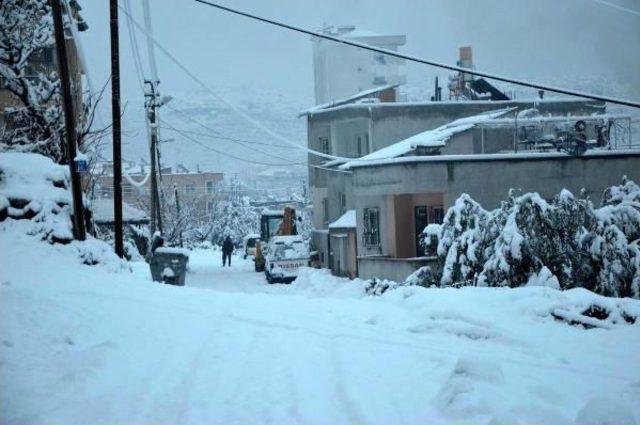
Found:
[79,0,640,105]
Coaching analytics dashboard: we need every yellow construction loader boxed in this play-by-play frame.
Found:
[254,206,298,272]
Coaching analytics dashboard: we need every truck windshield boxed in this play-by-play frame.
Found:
[273,241,307,260]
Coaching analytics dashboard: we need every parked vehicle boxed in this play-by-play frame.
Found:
[264,235,309,284]
[242,233,260,259]
[254,207,298,272]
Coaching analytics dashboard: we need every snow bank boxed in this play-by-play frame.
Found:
[0,152,73,243]
[574,397,637,425]
[2,198,639,424]
[0,152,128,268]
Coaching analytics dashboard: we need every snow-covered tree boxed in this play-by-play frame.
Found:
[209,196,259,246]
[0,0,104,164]
[434,194,491,286]
[478,193,551,287]
[1,0,63,158]
[585,224,634,297]
[426,178,640,298]
[597,176,640,242]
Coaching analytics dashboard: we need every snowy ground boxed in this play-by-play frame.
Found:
[2,226,640,424]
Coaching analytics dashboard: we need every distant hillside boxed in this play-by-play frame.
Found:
[114,85,310,181]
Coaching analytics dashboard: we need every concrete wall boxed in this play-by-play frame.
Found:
[325,171,355,227]
[307,99,604,189]
[354,192,444,259]
[329,229,357,278]
[312,33,406,105]
[311,229,330,268]
[353,152,640,210]
[351,151,640,281]
[358,256,437,282]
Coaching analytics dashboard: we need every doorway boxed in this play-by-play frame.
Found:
[414,205,445,256]
[414,206,429,256]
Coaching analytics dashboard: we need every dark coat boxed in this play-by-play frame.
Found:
[222,237,234,254]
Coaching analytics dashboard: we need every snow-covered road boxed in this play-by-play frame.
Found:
[2,233,640,425]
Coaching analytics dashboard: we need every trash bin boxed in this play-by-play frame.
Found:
[149,247,190,286]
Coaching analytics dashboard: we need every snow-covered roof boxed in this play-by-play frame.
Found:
[305,98,603,117]
[298,84,399,117]
[329,210,356,229]
[340,108,515,169]
[243,233,261,241]
[91,198,149,224]
[341,28,381,38]
[343,148,640,169]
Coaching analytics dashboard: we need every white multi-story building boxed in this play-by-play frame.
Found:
[311,25,406,105]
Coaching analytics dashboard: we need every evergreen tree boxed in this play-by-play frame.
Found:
[436,194,490,285]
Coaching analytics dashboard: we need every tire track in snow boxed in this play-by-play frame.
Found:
[330,341,367,424]
[172,318,224,424]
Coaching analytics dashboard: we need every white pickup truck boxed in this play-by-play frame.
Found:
[264,235,309,284]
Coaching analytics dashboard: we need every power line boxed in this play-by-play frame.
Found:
[160,119,306,164]
[161,105,295,148]
[164,123,307,167]
[123,0,146,92]
[593,0,640,16]
[117,4,357,162]
[193,0,640,110]
[159,125,294,149]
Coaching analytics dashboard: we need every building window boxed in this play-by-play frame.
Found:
[319,136,331,155]
[357,134,369,156]
[206,180,216,194]
[363,207,380,247]
[322,197,329,224]
[185,184,195,194]
[375,54,387,65]
[430,205,444,224]
[338,192,346,215]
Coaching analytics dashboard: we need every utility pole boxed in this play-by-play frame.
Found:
[144,80,167,240]
[109,0,124,257]
[174,184,183,247]
[51,0,86,241]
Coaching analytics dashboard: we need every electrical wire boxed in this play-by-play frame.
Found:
[142,0,160,81]
[163,123,308,167]
[193,0,640,110]
[593,0,640,16]
[117,4,354,162]
[160,119,306,164]
[159,124,294,149]
[123,0,146,92]
[163,104,293,149]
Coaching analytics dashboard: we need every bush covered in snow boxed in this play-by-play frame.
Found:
[424,177,640,298]
[0,153,74,244]
[0,153,128,268]
[208,197,259,247]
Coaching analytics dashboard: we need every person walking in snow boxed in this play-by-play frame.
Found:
[222,235,234,267]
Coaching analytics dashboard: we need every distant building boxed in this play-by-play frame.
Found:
[0,1,88,130]
[312,25,406,105]
[94,162,225,220]
[303,97,606,235]
[317,109,638,282]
